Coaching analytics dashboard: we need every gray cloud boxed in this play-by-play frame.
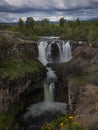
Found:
[1,0,98,12]
[0,0,98,22]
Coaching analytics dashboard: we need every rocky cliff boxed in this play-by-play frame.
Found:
[57,42,98,129]
[0,31,46,113]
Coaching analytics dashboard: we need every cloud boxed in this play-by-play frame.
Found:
[0,12,18,22]
[0,0,98,12]
[0,0,98,22]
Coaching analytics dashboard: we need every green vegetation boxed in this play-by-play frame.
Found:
[0,58,46,129]
[0,57,46,129]
[0,99,25,130]
[0,17,98,42]
[41,114,85,130]
[0,58,45,80]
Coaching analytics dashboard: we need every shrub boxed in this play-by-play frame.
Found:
[41,114,85,130]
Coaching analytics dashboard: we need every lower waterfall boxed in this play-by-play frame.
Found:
[24,62,67,119]
[44,83,55,103]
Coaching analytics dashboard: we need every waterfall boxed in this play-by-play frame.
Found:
[58,41,72,62]
[38,39,72,65]
[47,67,57,79]
[37,41,48,66]
[24,37,68,119]
[37,38,72,104]
[44,83,55,103]
[57,40,64,61]
[24,66,67,119]
[44,67,57,103]
[46,43,53,62]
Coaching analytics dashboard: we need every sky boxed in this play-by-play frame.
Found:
[0,0,98,22]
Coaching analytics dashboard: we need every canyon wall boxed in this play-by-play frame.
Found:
[0,31,46,112]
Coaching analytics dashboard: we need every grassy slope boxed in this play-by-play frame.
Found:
[0,58,45,80]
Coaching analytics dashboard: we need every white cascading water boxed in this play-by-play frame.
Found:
[46,43,53,62]
[37,41,48,66]
[47,67,57,79]
[37,38,72,104]
[38,39,72,65]
[24,37,68,119]
[62,41,72,62]
[44,67,57,103]
[44,83,54,103]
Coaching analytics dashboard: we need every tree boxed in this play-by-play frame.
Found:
[87,24,98,42]
[76,18,80,25]
[17,18,25,33]
[25,17,35,29]
[18,18,24,28]
[41,18,50,26]
[59,17,66,27]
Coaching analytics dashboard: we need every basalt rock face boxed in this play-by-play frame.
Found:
[56,43,98,112]
[0,31,46,112]
[0,72,45,112]
[72,45,98,83]
[57,44,98,84]
[72,45,98,129]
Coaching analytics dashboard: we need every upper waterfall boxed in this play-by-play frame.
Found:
[61,41,72,62]
[38,41,48,66]
[37,38,72,66]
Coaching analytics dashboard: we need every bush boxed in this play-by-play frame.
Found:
[41,114,85,130]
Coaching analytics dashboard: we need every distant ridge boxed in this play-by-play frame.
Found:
[0,21,59,25]
[0,22,18,25]
[0,18,98,25]
[86,17,98,21]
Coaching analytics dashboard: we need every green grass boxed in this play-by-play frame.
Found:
[0,58,45,80]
